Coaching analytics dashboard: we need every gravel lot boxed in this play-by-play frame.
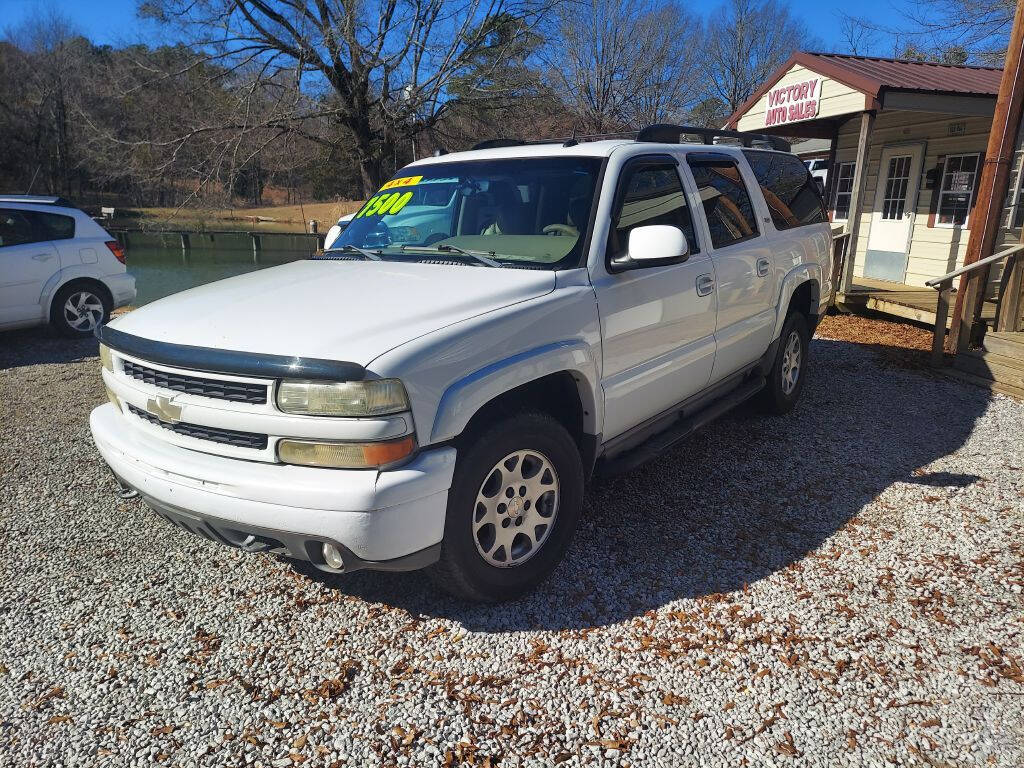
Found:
[2,321,1023,767]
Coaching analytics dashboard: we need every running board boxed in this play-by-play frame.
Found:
[598,376,766,476]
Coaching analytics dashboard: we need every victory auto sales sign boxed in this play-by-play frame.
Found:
[764,78,820,127]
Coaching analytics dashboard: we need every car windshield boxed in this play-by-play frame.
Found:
[320,157,603,269]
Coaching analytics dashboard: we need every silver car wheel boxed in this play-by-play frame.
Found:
[64,291,105,331]
[473,449,560,568]
[781,330,802,395]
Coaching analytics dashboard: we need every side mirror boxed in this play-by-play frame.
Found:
[612,225,690,271]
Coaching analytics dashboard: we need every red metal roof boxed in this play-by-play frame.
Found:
[726,52,1003,128]
[805,52,1003,97]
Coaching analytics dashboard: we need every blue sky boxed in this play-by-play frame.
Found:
[5,0,912,53]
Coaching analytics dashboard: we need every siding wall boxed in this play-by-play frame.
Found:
[835,110,992,287]
[736,64,865,132]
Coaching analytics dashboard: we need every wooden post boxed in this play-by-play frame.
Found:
[841,111,875,295]
[932,282,952,365]
[949,0,1024,352]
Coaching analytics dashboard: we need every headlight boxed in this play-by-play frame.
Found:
[99,343,113,372]
[278,436,415,469]
[276,379,409,417]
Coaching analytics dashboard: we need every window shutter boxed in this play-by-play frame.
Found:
[927,155,946,228]
[968,152,986,217]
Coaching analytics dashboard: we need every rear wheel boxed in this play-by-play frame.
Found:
[757,312,809,415]
[429,412,584,601]
[51,282,110,337]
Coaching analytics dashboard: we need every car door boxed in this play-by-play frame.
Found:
[590,154,717,441]
[684,153,775,383]
[0,208,60,327]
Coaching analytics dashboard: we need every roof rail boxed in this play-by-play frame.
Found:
[635,124,790,152]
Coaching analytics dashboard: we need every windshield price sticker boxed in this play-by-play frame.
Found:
[354,190,415,219]
[380,175,423,190]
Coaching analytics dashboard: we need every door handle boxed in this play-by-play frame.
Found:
[756,258,771,277]
[31,253,54,261]
[696,274,714,296]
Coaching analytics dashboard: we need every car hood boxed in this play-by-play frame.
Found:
[110,259,556,367]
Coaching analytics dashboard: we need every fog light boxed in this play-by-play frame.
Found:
[322,543,345,570]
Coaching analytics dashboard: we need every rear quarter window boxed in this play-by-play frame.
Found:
[32,211,76,240]
[743,150,826,230]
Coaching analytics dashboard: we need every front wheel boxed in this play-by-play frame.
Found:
[756,312,809,415]
[429,412,584,601]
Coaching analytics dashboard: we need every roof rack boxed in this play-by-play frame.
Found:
[469,124,790,153]
[636,124,790,152]
[0,194,76,207]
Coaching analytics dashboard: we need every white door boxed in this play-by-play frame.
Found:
[591,157,717,441]
[0,208,60,327]
[864,145,924,282]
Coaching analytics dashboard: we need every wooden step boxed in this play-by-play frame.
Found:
[954,350,1024,391]
[944,367,1024,400]
[982,331,1024,359]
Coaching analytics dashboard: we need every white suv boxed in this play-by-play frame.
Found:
[0,196,136,336]
[90,126,831,601]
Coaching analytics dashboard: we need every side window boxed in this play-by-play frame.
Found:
[31,211,76,240]
[742,150,826,230]
[0,209,39,248]
[686,157,759,248]
[608,162,699,259]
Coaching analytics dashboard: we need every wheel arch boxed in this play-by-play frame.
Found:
[44,273,113,321]
[429,342,602,471]
[773,265,821,340]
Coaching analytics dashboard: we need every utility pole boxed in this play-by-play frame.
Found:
[948,0,1024,353]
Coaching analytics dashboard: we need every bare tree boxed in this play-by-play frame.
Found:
[699,0,817,116]
[141,0,555,195]
[905,0,1014,63]
[546,0,700,133]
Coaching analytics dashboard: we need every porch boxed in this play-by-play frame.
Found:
[840,277,999,328]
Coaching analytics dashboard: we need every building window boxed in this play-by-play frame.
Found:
[1011,156,1024,229]
[936,153,980,227]
[832,162,855,221]
[882,155,913,220]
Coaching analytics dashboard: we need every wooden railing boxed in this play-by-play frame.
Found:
[925,244,1024,365]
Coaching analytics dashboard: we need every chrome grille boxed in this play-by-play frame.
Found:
[127,404,268,450]
[121,359,267,404]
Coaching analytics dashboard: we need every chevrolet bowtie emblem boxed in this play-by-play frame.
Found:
[146,395,182,424]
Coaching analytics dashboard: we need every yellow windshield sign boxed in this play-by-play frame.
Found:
[380,175,422,190]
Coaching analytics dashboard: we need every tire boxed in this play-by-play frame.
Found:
[50,282,110,337]
[756,312,809,415]
[429,411,585,602]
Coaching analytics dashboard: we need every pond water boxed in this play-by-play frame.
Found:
[120,232,316,306]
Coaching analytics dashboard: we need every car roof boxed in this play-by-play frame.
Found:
[0,195,77,208]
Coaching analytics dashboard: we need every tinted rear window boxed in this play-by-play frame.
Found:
[743,150,826,230]
[33,211,76,240]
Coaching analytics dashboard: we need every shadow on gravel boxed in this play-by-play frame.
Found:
[293,338,992,630]
[0,327,99,369]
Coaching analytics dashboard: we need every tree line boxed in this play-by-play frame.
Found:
[0,0,1013,208]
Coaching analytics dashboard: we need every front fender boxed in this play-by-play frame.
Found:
[773,264,823,340]
[429,340,602,444]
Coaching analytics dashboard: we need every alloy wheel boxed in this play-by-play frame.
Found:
[63,291,105,332]
[472,450,560,567]
[781,330,802,395]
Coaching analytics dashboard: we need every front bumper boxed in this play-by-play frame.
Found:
[90,403,456,572]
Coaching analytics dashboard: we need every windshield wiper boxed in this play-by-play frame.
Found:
[400,244,501,268]
[323,244,382,261]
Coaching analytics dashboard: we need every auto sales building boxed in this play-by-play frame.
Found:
[726,52,1024,323]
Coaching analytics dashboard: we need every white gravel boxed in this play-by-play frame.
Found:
[1,324,1023,767]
